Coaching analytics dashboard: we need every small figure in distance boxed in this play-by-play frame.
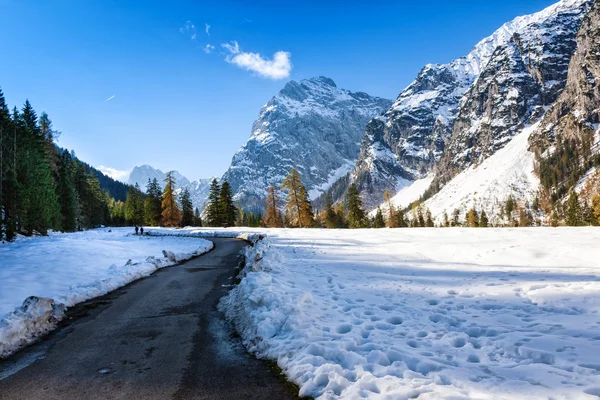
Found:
[135,225,139,235]
[140,227,144,235]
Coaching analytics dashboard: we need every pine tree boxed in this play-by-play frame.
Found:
[479,210,489,227]
[179,187,194,227]
[263,186,283,228]
[374,207,385,228]
[206,178,221,227]
[281,168,314,228]
[566,191,583,226]
[125,184,145,226]
[346,183,366,229]
[144,178,162,226]
[466,208,479,227]
[161,171,181,227]
[425,209,434,227]
[218,180,236,227]
[323,196,337,229]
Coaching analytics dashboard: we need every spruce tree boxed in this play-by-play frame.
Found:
[479,210,489,227]
[374,208,385,228]
[346,183,366,229]
[396,209,407,228]
[179,187,194,227]
[144,178,163,226]
[19,100,60,234]
[566,191,583,226]
[425,209,434,227]
[125,184,145,226]
[417,207,425,227]
[323,196,337,229]
[281,168,314,228]
[263,186,283,228]
[161,171,181,227]
[206,179,221,227]
[218,180,236,227]
[56,150,77,231]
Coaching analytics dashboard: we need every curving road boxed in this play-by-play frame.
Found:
[0,238,299,400]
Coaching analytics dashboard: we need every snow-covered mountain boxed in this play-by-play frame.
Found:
[221,76,391,210]
[175,177,215,212]
[340,0,593,213]
[128,165,190,191]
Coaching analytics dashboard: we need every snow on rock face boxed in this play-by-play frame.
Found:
[221,76,391,211]
[219,228,600,399]
[423,123,541,224]
[349,0,592,210]
[441,0,592,175]
[128,165,191,191]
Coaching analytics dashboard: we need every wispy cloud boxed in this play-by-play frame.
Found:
[180,20,197,40]
[104,95,115,102]
[203,44,215,54]
[205,23,211,35]
[97,165,130,182]
[221,41,292,80]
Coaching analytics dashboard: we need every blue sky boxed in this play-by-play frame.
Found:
[0,0,559,181]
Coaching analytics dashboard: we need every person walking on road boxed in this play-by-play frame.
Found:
[135,225,139,235]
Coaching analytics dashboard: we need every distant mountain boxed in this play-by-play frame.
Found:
[128,165,190,191]
[175,177,215,212]
[221,76,392,211]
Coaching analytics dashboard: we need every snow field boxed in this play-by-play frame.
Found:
[219,228,600,399]
[0,228,213,358]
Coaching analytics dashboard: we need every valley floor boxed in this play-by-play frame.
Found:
[215,227,600,399]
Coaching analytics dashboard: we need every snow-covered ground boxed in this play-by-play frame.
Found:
[0,228,213,358]
[218,228,600,399]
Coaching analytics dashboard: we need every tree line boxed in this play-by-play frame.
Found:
[0,88,133,241]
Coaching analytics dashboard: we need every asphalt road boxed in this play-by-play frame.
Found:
[0,238,299,400]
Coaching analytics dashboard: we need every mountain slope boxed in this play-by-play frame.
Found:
[344,0,592,211]
[529,0,600,204]
[221,76,392,211]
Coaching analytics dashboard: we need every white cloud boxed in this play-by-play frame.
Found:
[203,44,215,54]
[97,166,130,182]
[221,41,292,80]
[181,20,197,40]
[104,95,115,102]
[222,41,240,54]
[205,23,211,35]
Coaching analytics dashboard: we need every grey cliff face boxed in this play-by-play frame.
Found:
[221,76,391,211]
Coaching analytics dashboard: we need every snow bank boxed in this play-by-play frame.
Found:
[219,228,600,399]
[146,227,265,243]
[0,228,213,358]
